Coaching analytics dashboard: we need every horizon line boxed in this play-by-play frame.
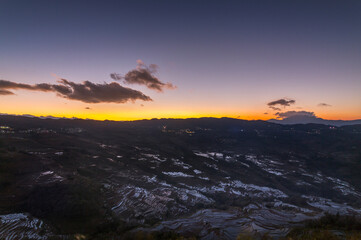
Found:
[1,112,360,123]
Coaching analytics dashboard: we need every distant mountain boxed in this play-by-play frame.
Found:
[2,113,361,127]
[268,115,361,126]
[0,113,78,120]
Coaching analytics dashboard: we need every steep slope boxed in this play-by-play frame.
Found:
[0,116,360,239]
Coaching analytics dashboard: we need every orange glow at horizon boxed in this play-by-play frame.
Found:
[1,87,360,122]
[1,107,359,122]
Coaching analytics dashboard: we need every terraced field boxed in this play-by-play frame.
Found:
[0,213,49,240]
[0,116,360,239]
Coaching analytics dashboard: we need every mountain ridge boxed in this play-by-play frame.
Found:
[1,113,361,127]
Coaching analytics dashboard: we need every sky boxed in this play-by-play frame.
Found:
[1,0,360,121]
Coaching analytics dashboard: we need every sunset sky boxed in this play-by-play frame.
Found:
[1,0,360,121]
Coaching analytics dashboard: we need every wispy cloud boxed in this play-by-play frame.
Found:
[318,103,331,107]
[110,60,176,92]
[0,89,15,95]
[0,80,53,92]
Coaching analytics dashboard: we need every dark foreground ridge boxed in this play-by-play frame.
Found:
[1,115,361,239]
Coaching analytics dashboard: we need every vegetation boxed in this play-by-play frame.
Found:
[25,177,115,234]
[235,213,361,240]
[285,213,361,240]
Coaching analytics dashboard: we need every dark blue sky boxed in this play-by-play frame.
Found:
[1,0,360,120]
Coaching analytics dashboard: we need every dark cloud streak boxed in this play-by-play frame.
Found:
[318,103,331,107]
[0,79,152,104]
[267,98,296,110]
[0,80,52,92]
[0,89,15,95]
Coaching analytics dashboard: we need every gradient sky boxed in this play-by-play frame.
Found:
[1,0,360,120]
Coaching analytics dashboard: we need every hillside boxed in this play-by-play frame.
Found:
[0,116,361,239]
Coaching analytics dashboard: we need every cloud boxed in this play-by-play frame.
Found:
[110,73,122,81]
[110,60,176,92]
[85,107,91,110]
[267,98,296,110]
[270,107,281,111]
[275,111,316,119]
[1,61,175,104]
[0,89,15,95]
[0,80,53,92]
[0,79,152,104]
[54,79,152,103]
[318,103,331,107]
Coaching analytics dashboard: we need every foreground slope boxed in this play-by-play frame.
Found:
[0,116,361,239]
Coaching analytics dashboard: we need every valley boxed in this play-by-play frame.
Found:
[0,116,360,239]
